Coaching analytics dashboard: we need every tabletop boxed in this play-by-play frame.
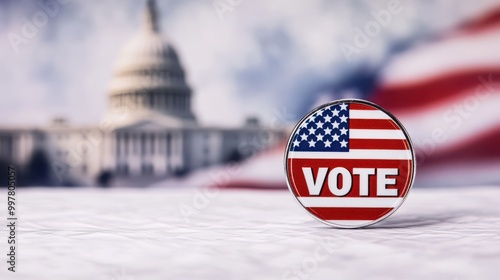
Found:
[0,186,499,280]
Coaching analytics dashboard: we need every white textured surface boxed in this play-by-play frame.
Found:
[0,187,499,280]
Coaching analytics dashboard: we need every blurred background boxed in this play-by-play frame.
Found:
[1,0,499,188]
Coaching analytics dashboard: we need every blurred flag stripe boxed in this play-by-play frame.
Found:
[216,180,286,190]
[460,9,500,34]
[373,71,500,112]
[379,9,500,88]
[421,127,500,166]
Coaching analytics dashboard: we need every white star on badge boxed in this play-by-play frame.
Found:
[308,127,316,135]
[332,121,340,129]
[308,139,316,147]
[340,139,348,147]
[332,133,340,141]
[340,115,348,123]
[324,139,332,147]
[293,139,300,147]
[332,108,340,116]
[324,115,332,122]
[324,127,332,135]
[316,121,324,128]
[317,133,324,141]
[300,133,308,141]
[340,103,348,111]
[340,127,348,135]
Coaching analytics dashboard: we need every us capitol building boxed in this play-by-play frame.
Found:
[0,0,285,185]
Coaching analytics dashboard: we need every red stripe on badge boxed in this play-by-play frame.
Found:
[287,159,412,198]
[350,103,378,110]
[307,207,394,221]
[349,139,410,150]
[350,119,400,130]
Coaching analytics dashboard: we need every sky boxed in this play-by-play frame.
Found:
[1,0,498,127]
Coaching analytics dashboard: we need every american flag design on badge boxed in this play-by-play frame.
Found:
[285,99,415,228]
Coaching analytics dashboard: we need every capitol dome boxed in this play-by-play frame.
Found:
[108,0,195,121]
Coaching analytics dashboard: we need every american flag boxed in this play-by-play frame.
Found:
[285,101,414,227]
[212,7,500,190]
[371,8,500,186]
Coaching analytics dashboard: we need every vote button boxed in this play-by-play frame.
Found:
[285,99,415,228]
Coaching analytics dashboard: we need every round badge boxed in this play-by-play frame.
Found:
[285,99,415,228]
